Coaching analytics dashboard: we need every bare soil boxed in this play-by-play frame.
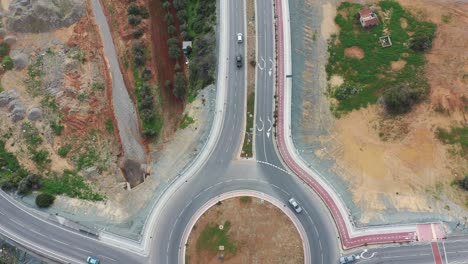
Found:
[344,46,365,59]
[323,0,468,222]
[390,59,407,71]
[186,197,304,264]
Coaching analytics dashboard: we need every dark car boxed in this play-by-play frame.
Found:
[236,54,242,68]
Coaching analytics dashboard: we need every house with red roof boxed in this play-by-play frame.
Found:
[359,8,379,28]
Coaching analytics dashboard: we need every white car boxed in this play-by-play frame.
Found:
[288,198,302,213]
[237,33,243,43]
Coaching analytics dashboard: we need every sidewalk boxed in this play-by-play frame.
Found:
[273,0,444,249]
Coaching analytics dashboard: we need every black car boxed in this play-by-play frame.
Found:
[236,54,242,68]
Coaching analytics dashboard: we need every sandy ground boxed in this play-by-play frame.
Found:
[186,197,304,264]
[321,0,468,223]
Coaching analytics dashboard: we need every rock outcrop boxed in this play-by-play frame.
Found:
[0,90,26,122]
[6,0,85,33]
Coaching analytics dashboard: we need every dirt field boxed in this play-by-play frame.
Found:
[186,197,304,264]
[323,0,468,222]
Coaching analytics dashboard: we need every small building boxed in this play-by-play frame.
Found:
[182,41,192,55]
[359,8,379,28]
[379,36,392,47]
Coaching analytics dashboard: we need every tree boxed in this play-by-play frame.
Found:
[128,15,141,26]
[17,174,42,195]
[0,42,10,57]
[167,25,177,36]
[132,28,144,39]
[460,176,468,191]
[162,1,171,10]
[36,193,55,208]
[132,41,146,66]
[141,67,152,81]
[168,45,181,59]
[383,85,421,115]
[127,3,140,15]
[2,56,13,70]
[164,13,174,25]
[173,72,187,99]
[409,34,433,52]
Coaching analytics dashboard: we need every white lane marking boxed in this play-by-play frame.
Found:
[256,116,264,132]
[442,241,448,264]
[30,229,46,237]
[0,211,4,215]
[51,238,70,246]
[101,255,117,262]
[75,247,92,253]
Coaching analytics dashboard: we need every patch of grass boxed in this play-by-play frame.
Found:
[436,126,468,156]
[241,92,255,158]
[41,170,105,201]
[239,196,251,203]
[197,221,237,254]
[31,149,51,168]
[327,1,435,116]
[21,123,42,148]
[58,145,72,158]
[75,148,99,170]
[50,121,64,136]
[105,118,114,133]
[92,82,105,91]
[40,96,61,115]
[180,114,195,129]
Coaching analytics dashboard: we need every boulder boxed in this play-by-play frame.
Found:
[82,166,100,178]
[3,35,16,46]
[12,53,28,70]
[10,111,25,122]
[6,0,85,33]
[7,99,22,111]
[27,107,42,121]
[0,91,19,107]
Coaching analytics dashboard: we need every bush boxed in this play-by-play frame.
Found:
[173,72,187,99]
[127,2,140,15]
[105,118,114,133]
[140,8,149,19]
[382,86,421,115]
[128,14,142,26]
[164,13,174,25]
[165,80,171,88]
[141,67,152,81]
[333,83,362,101]
[50,121,64,136]
[409,34,433,52]
[459,176,468,191]
[31,149,51,167]
[17,174,42,195]
[2,56,13,70]
[0,42,10,57]
[35,193,55,208]
[132,28,144,39]
[132,41,146,66]
[58,145,72,158]
[162,1,171,10]
[168,25,177,36]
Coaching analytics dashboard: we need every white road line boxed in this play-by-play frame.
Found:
[51,238,70,246]
[442,241,449,264]
[30,229,45,237]
[101,255,117,262]
[75,247,91,253]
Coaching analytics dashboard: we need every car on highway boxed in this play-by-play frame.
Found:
[236,54,242,68]
[237,33,243,43]
[288,198,302,213]
[339,254,360,263]
[87,256,100,264]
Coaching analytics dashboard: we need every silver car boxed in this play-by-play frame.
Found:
[339,254,360,263]
[288,198,302,213]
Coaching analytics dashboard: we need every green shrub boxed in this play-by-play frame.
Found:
[141,67,152,81]
[35,193,55,208]
[41,170,104,201]
[50,121,64,136]
[132,41,146,66]
[76,148,99,170]
[173,72,187,99]
[409,34,433,52]
[58,145,72,158]
[92,82,105,91]
[164,13,174,25]
[132,28,144,39]
[2,56,13,70]
[127,3,140,15]
[333,83,362,101]
[31,149,51,167]
[0,42,10,57]
[383,86,421,115]
[21,123,42,147]
[128,14,141,26]
[17,174,42,195]
[105,118,114,133]
[459,176,468,191]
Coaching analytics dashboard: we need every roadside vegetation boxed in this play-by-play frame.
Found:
[436,125,468,158]
[124,2,163,140]
[179,113,194,129]
[0,139,105,208]
[327,1,435,117]
[241,92,255,158]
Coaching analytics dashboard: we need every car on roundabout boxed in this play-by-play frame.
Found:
[288,198,302,213]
